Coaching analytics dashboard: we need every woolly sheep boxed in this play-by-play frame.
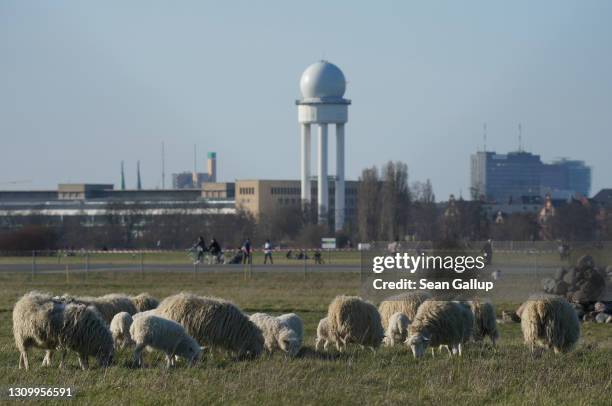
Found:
[249,313,301,356]
[327,295,384,351]
[406,301,473,358]
[110,312,134,349]
[57,303,114,370]
[315,317,331,351]
[57,293,137,324]
[131,293,159,313]
[13,291,64,370]
[155,293,264,358]
[130,314,201,368]
[469,300,499,345]
[383,312,410,346]
[277,313,304,355]
[378,291,431,330]
[520,296,580,354]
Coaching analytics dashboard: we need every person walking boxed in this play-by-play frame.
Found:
[263,239,273,264]
[242,238,252,264]
[192,236,207,264]
[208,238,222,264]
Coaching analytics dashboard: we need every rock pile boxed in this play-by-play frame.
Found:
[540,255,611,323]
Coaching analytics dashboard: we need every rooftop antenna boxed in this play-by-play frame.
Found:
[120,161,126,190]
[161,142,165,189]
[518,123,523,152]
[483,123,487,152]
[193,144,197,174]
[136,160,142,190]
[192,144,198,188]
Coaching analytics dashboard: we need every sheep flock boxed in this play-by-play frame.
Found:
[11,287,598,371]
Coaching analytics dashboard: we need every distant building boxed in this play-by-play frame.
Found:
[0,184,233,230]
[202,182,235,199]
[541,158,591,198]
[235,179,358,225]
[471,151,591,203]
[172,151,218,189]
[592,188,612,208]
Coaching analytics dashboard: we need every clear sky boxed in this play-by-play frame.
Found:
[1,1,611,198]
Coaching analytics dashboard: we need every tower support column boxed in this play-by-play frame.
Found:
[335,123,345,231]
[317,123,328,224]
[301,123,311,203]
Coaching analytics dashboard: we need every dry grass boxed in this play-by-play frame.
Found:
[0,271,610,405]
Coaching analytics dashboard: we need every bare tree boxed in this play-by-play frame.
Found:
[357,166,381,242]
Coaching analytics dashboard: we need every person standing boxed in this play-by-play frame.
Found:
[242,238,252,264]
[263,239,273,264]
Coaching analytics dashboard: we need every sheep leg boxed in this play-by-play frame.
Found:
[164,353,173,368]
[133,343,145,368]
[323,341,329,351]
[431,347,435,358]
[59,350,66,369]
[19,351,29,370]
[315,338,321,351]
[42,350,53,367]
[78,355,89,370]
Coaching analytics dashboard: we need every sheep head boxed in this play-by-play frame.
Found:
[406,332,431,359]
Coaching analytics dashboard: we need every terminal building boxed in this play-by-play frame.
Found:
[0,179,358,230]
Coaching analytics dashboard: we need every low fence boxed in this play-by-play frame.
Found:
[1,241,611,281]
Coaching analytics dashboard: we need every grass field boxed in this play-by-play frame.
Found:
[0,270,610,405]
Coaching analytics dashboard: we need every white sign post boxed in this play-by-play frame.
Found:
[321,238,336,264]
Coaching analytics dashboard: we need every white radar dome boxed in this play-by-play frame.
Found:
[299,60,346,99]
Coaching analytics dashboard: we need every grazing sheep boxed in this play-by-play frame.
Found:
[13,291,64,370]
[383,312,410,346]
[57,293,137,324]
[130,314,201,368]
[130,293,159,313]
[57,303,114,370]
[520,296,580,354]
[327,295,384,351]
[249,313,301,356]
[469,300,499,345]
[315,317,331,351]
[406,301,473,358]
[110,312,134,349]
[132,309,159,320]
[155,293,264,358]
[378,291,431,330]
[277,313,304,355]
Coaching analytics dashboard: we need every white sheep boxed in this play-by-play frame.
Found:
[277,313,304,355]
[383,312,410,346]
[110,312,134,349]
[406,301,473,358]
[315,317,331,351]
[130,314,202,368]
[13,291,64,370]
[327,295,384,351]
[249,313,301,357]
[520,296,580,354]
[155,293,264,358]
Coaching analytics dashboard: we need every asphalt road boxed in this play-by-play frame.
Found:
[0,262,359,274]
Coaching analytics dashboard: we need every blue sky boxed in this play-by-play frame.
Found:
[1,1,611,198]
